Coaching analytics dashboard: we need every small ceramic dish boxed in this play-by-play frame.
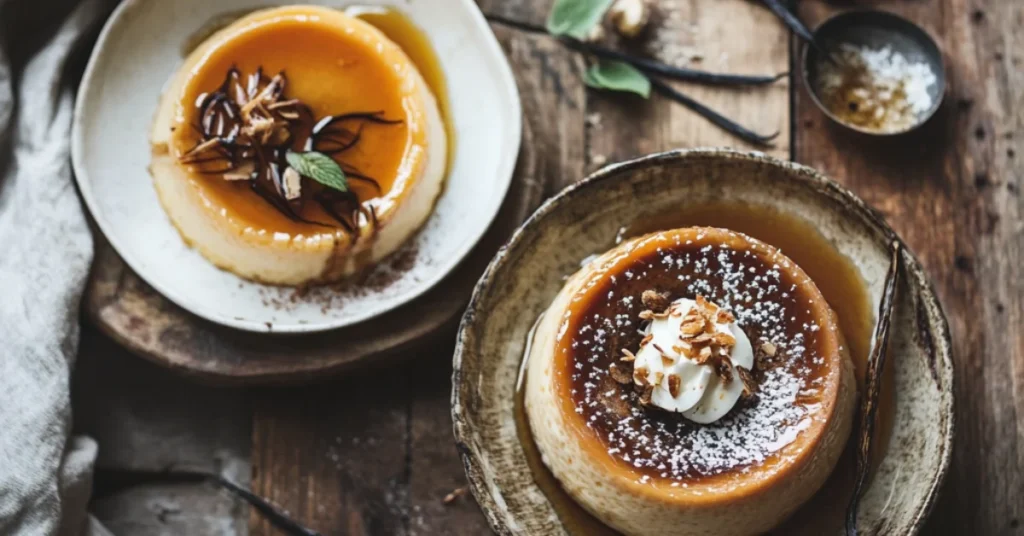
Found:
[803,10,945,136]
[452,149,954,535]
[72,0,520,333]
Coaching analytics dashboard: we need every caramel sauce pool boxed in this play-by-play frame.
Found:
[514,202,896,534]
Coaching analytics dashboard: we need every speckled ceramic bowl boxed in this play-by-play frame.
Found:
[452,149,954,535]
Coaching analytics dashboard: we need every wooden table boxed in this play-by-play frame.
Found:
[76,0,1023,534]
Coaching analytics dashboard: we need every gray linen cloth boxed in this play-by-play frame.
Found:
[0,0,114,533]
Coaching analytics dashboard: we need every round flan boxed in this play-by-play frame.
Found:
[150,6,447,285]
[524,227,856,536]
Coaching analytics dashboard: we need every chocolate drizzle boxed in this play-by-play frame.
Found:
[178,67,401,234]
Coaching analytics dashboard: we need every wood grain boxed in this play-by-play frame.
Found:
[588,0,791,165]
[794,1,1023,533]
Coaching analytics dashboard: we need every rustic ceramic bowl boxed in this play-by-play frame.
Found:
[71,0,520,333]
[452,149,954,535]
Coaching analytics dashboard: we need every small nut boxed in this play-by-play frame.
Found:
[641,290,670,313]
[608,0,650,39]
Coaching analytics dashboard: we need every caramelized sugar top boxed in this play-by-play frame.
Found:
[170,7,424,238]
[560,228,838,483]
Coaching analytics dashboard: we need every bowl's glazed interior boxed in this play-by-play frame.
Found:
[452,149,954,535]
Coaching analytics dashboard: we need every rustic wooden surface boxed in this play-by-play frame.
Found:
[72,0,1023,534]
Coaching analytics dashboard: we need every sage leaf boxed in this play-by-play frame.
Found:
[285,150,347,192]
[547,0,613,39]
[583,59,651,98]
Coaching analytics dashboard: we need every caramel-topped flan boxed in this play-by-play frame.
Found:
[151,6,446,285]
[524,227,856,536]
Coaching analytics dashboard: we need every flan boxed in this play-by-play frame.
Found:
[150,6,447,285]
[524,227,856,536]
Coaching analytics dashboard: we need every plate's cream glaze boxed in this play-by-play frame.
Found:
[453,150,954,535]
[72,0,520,333]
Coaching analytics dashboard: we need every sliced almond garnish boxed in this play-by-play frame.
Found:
[668,374,682,397]
[653,371,664,386]
[690,332,713,345]
[695,294,717,314]
[620,348,636,362]
[661,355,674,368]
[282,166,302,200]
[695,345,713,365]
[761,342,777,357]
[712,332,737,348]
[680,314,705,336]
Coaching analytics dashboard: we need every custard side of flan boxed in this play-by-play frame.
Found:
[150,6,446,285]
[524,227,855,536]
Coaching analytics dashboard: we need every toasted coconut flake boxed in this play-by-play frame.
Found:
[640,334,653,347]
[634,366,650,386]
[715,355,735,384]
[653,371,664,386]
[641,290,670,312]
[717,309,736,323]
[638,385,654,406]
[737,367,757,398]
[620,348,636,362]
[660,355,674,368]
[609,362,633,385]
[695,345,713,365]
[638,310,655,321]
[668,374,682,397]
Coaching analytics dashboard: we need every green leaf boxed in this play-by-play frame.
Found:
[546,0,613,39]
[285,150,347,192]
[583,59,651,98]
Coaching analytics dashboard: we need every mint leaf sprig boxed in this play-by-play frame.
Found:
[286,150,348,193]
[546,0,614,40]
[546,0,651,98]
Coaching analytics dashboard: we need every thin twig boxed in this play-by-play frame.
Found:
[846,240,902,536]
[206,473,323,536]
[485,13,785,86]
[648,78,779,147]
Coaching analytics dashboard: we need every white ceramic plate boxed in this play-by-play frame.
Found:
[72,0,521,333]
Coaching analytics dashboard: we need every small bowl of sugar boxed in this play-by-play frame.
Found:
[803,10,945,136]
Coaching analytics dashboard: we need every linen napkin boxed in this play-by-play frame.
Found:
[0,0,113,533]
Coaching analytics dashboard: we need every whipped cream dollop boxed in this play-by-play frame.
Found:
[631,296,754,424]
